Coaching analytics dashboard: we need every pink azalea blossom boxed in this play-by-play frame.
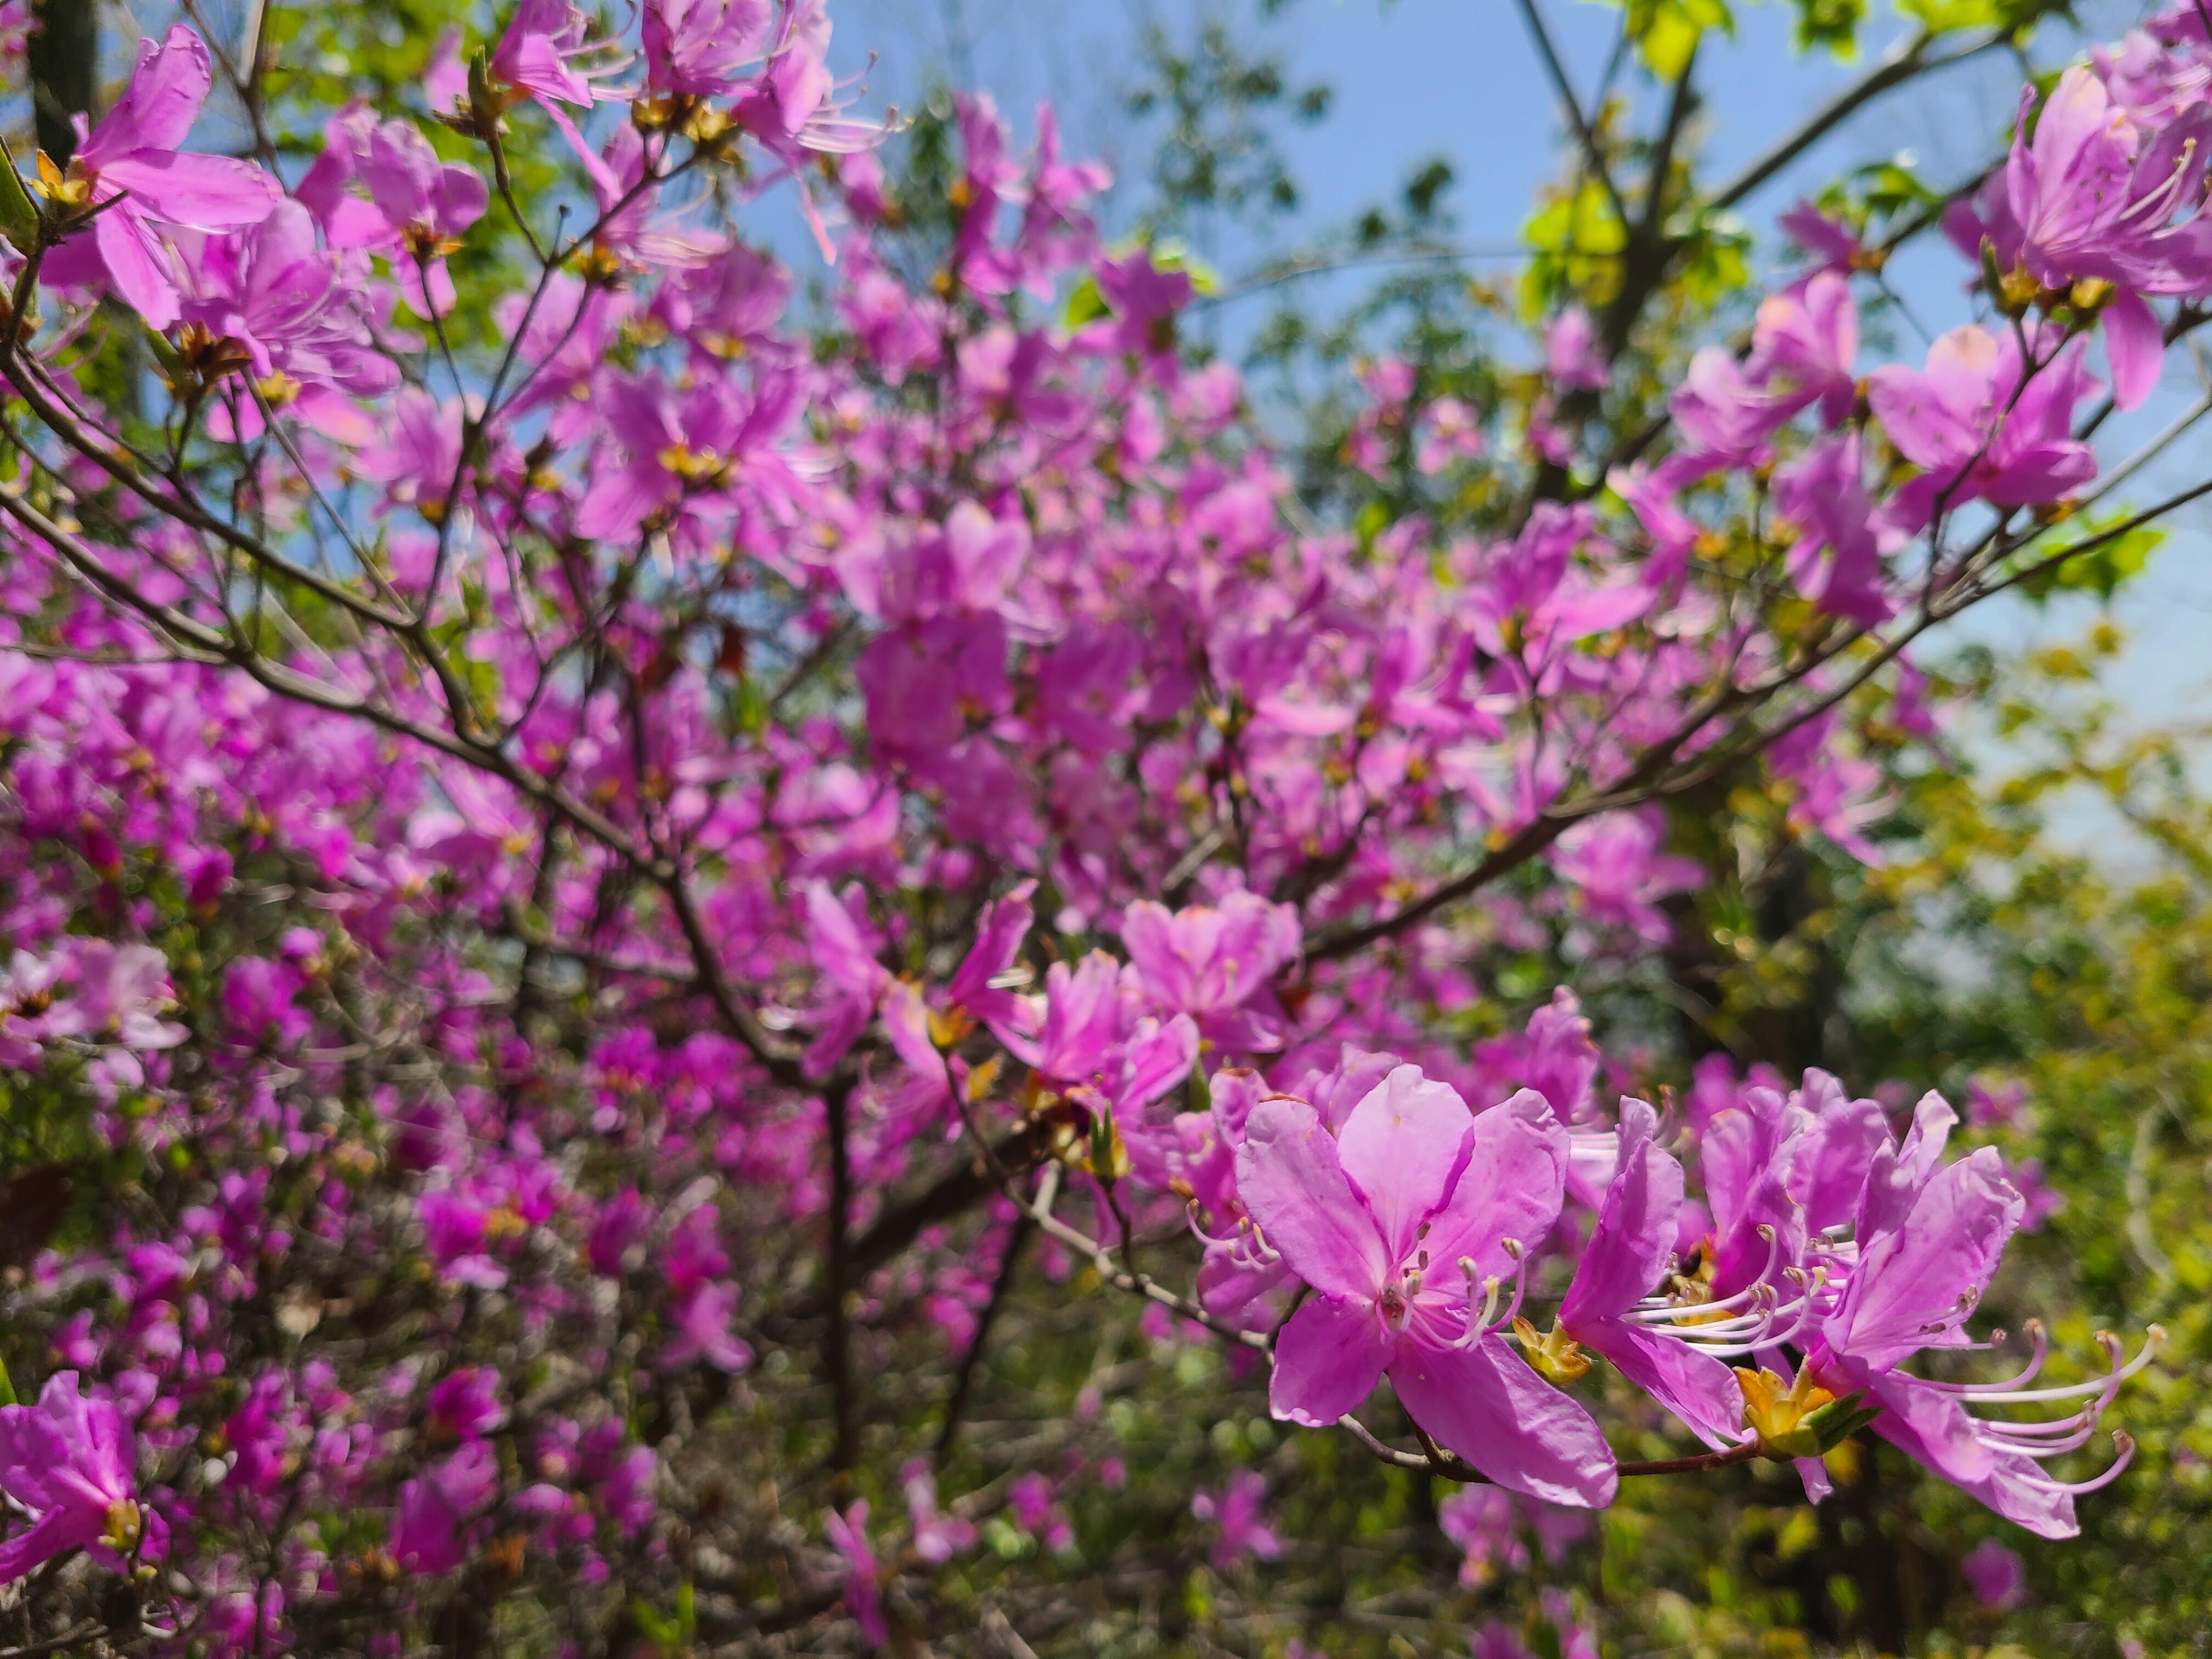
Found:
[822,1499,886,1647]
[1962,1537,2027,1609]
[1799,1095,2145,1537]
[1191,1469,1284,1568]
[0,1374,156,1582]
[1237,1064,1617,1506]
[40,25,281,328]
[1867,325,2100,514]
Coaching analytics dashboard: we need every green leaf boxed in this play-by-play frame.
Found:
[0,133,40,252]
[144,326,190,386]
[1063,274,1108,329]
[2018,523,2164,605]
[1620,0,1734,80]
[1799,1389,1883,1452]
[0,1355,15,1409]
[1792,0,1865,55]
[1897,0,2001,31]
[631,1597,683,1656]
[732,674,768,736]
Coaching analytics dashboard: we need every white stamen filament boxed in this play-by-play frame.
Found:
[2011,1433,2136,1497]
[1946,1327,2160,1405]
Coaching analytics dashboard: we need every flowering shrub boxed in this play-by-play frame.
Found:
[0,0,2197,1652]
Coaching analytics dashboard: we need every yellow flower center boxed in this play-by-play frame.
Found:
[1513,1316,1593,1385]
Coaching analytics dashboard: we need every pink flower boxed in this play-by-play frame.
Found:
[40,25,281,328]
[1545,307,1608,391]
[1552,1101,1747,1448]
[1800,1096,2146,1537]
[1779,199,1865,274]
[493,0,632,111]
[0,1373,154,1582]
[391,1440,499,1574]
[1747,270,1858,428]
[302,111,487,317]
[659,1282,756,1373]
[1190,1470,1283,1568]
[1962,1537,2027,1609]
[643,0,775,98]
[179,200,397,416]
[1769,432,1894,627]
[822,1499,886,1647]
[1235,1064,1617,1506]
[1547,809,1703,945]
[1999,66,2212,407]
[1120,893,1301,1052]
[573,366,803,540]
[900,1459,975,1564]
[1867,325,2100,513]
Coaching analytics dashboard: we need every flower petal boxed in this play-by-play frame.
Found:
[1236,1097,1390,1301]
[1420,1088,1565,1283]
[97,154,280,230]
[1268,1295,1391,1427]
[1389,1334,1618,1508]
[1335,1064,1475,1265]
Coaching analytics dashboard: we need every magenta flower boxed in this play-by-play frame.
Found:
[1997,66,2212,406]
[643,0,775,98]
[799,881,894,1076]
[302,112,486,318]
[222,1371,295,1498]
[1779,199,1866,274]
[1769,432,1893,627]
[1120,893,1301,1052]
[492,0,632,111]
[2008,65,2212,290]
[573,366,803,540]
[1473,1622,1537,1659]
[1544,306,1608,391]
[900,1459,975,1564]
[1437,1486,1588,1587]
[659,1282,756,1373]
[222,955,310,1048]
[588,1188,649,1277]
[822,1499,887,1648]
[424,1369,506,1444]
[1962,1537,2027,1609]
[40,25,281,328]
[1867,325,2101,514]
[1746,271,1858,429]
[1550,1100,1746,1448]
[1236,1065,1617,1507]
[1799,1097,2151,1537]
[179,200,398,419]
[0,1373,154,1582]
[1546,809,1703,945]
[1191,1470,1284,1569]
[391,1440,499,1574]
[1084,251,1195,361]
[1668,347,1796,468]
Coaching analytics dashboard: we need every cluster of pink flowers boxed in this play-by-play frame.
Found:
[0,0,2184,1647]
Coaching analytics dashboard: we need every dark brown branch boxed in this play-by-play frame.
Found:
[824,1074,860,1475]
[934,1216,1035,1463]
[782,1121,1056,1325]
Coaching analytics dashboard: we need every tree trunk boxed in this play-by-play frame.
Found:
[29,0,99,165]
